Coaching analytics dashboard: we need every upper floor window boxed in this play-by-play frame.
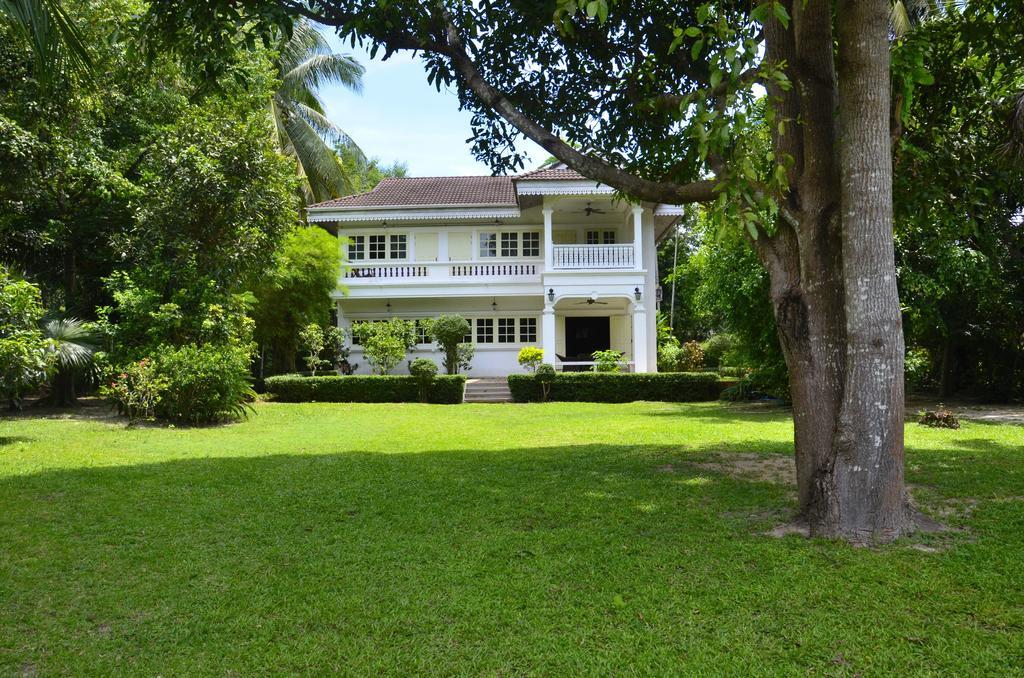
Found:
[586,230,617,244]
[522,232,540,257]
[479,232,497,258]
[500,232,518,257]
[349,233,407,261]
[348,236,366,261]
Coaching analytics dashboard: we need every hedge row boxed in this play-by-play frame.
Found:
[264,374,466,404]
[507,372,722,403]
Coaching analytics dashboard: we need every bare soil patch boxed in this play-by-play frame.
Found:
[691,452,796,486]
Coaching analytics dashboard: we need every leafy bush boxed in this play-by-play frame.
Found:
[455,342,475,373]
[100,357,168,422]
[517,346,544,373]
[701,333,738,368]
[427,315,472,374]
[409,357,439,402]
[592,349,624,373]
[657,342,682,372]
[535,363,556,401]
[508,371,722,403]
[299,323,343,376]
[679,341,705,371]
[918,407,960,429]
[155,343,256,424]
[352,319,416,374]
[0,267,50,408]
[264,374,466,404]
[905,347,933,390]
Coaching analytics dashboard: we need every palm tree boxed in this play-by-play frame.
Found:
[272,19,366,205]
[1,0,92,83]
[42,317,96,407]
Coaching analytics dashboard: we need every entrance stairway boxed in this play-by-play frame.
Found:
[463,377,513,403]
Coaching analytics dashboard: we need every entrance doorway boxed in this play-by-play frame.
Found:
[564,316,611,364]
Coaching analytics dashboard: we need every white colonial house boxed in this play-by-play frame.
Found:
[306,165,684,376]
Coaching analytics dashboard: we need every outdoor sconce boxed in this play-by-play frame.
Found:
[634,287,642,301]
[548,288,555,302]
[491,298,498,312]
[385,300,392,313]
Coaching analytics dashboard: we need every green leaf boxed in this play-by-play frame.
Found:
[746,221,759,240]
[709,68,722,90]
[586,1,599,18]
[772,2,791,28]
[684,26,702,38]
[691,39,704,61]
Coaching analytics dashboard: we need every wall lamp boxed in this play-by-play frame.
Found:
[634,287,642,301]
[385,300,392,313]
[547,288,555,302]
[491,298,498,312]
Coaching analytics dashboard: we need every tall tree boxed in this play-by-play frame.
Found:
[145,0,1021,542]
[272,17,366,204]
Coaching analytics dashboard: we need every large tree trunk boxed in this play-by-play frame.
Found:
[759,0,919,543]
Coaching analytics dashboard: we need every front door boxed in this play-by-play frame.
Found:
[564,316,611,363]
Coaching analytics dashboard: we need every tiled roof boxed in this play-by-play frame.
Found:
[308,176,517,209]
[515,166,587,181]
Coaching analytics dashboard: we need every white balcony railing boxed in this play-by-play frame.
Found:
[343,261,540,282]
[552,244,635,269]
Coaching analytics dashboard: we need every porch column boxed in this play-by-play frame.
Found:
[631,301,649,373]
[543,207,554,270]
[632,205,644,270]
[542,303,556,365]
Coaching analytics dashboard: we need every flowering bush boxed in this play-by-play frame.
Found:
[101,358,168,422]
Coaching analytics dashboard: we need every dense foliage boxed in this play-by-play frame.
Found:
[0,265,50,407]
[264,373,466,404]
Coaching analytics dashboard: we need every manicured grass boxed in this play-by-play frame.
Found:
[1,402,1022,674]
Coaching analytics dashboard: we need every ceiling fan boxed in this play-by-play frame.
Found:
[574,294,608,305]
[575,201,607,217]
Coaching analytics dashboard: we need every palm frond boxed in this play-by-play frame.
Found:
[279,103,356,201]
[292,101,365,161]
[1,0,92,83]
[43,317,97,371]
[282,53,364,99]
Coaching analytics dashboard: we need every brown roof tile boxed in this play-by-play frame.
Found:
[308,176,517,209]
[514,167,587,181]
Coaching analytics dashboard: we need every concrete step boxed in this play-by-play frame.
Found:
[464,378,513,403]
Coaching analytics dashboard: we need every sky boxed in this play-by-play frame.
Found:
[318,34,548,178]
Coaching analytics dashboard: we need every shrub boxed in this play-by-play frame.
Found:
[535,363,556,401]
[592,349,624,373]
[100,357,168,422]
[352,319,416,374]
[455,342,475,373]
[155,343,256,424]
[905,347,933,390]
[264,374,466,404]
[701,333,738,368]
[517,346,544,373]
[0,267,50,409]
[508,371,721,403]
[426,314,472,374]
[299,324,344,376]
[409,357,439,402]
[678,341,705,371]
[657,342,682,372]
[918,407,960,429]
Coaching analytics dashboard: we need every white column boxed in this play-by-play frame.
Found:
[631,301,649,373]
[542,303,556,365]
[543,207,554,271]
[632,205,644,270]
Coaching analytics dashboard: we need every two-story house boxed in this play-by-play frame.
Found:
[306,165,684,376]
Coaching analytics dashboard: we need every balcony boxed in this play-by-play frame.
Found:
[552,244,635,270]
[343,261,541,283]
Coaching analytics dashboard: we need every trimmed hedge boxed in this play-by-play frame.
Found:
[264,374,466,404]
[507,372,722,403]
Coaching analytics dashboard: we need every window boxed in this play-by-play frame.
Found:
[500,232,518,257]
[369,234,386,259]
[522,232,540,257]
[519,317,537,343]
[347,235,365,261]
[389,234,407,260]
[497,318,516,343]
[476,318,494,343]
[586,230,617,244]
[463,323,473,344]
[415,319,430,345]
[479,232,497,258]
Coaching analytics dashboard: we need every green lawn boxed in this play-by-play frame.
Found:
[1,402,1022,674]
